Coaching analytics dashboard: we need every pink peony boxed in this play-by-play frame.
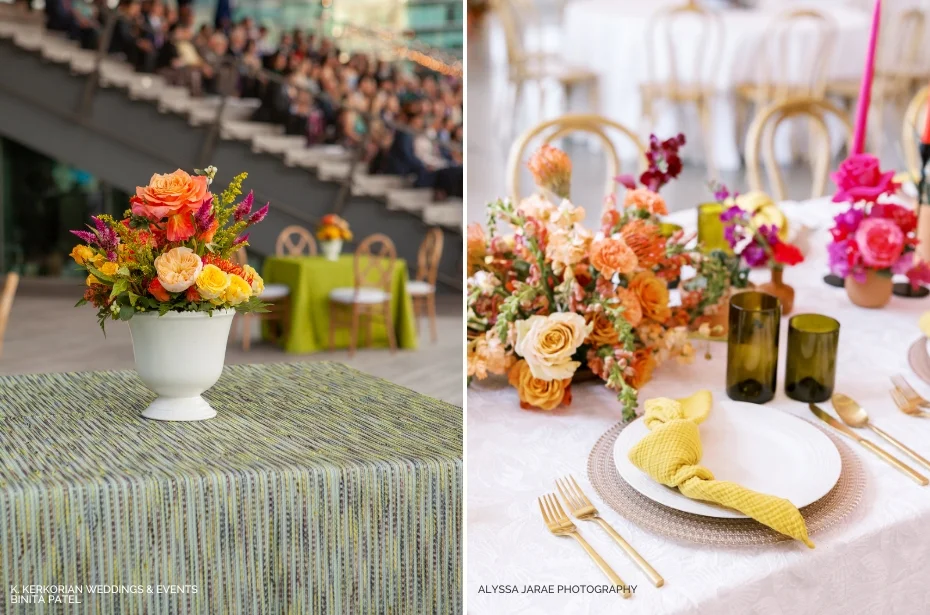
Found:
[831,154,897,204]
[855,218,904,268]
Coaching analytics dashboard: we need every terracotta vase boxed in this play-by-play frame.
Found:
[758,267,795,315]
[845,270,893,309]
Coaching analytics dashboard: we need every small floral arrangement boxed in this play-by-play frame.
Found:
[70,167,269,331]
[466,136,732,421]
[316,214,353,242]
[828,154,930,286]
[715,185,804,269]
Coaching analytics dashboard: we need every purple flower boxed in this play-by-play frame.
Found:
[233,191,254,222]
[742,243,768,268]
[827,239,852,278]
[614,174,637,190]
[193,197,215,232]
[248,203,269,225]
[233,233,250,246]
[723,224,739,247]
[719,205,745,223]
[892,252,915,276]
[757,224,781,247]
[70,230,97,244]
[831,206,865,241]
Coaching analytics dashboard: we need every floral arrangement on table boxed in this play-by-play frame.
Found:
[316,214,353,242]
[70,167,269,332]
[466,135,733,421]
[827,154,930,308]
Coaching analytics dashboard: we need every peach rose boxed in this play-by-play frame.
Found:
[516,193,557,221]
[515,312,591,380]
[508,359,572,411]
[154,246,203,292]
[628,348,657,388]
[585,312,619,347]
[615,286,643,327]
[545,226,591,274]
[628,271,670,323]
[132,169,209,221]
[623,188,668,216]
[590,234,638,277]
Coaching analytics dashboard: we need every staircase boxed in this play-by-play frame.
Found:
[0,10,463,289]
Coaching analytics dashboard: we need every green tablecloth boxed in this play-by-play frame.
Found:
[0,363,462,614]
[262,255,418,354]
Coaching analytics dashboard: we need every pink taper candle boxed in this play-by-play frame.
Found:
[852,0,881,154]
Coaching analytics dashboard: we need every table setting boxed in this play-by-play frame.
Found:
[467,48,930,608]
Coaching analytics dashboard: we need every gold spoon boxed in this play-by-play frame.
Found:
[891,388,930,418]
[832,393,930,471]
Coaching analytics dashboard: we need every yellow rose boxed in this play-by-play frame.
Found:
[242,265,264,295]
[98,261,119,277]
[155,246,203,292]
[92,254,107,268]
[508,360,572,411]
[224,274,251,305]
[70,245,94,265]
[514,312,592,380]
[196,264,230,300]
[86,274,100,286]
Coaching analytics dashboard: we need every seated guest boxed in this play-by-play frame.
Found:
[201,32,237,96]
[157,23,205,94]
[45,0,103,50]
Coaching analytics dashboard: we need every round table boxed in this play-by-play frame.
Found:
[468,198,930,613]
[563,2,870,171]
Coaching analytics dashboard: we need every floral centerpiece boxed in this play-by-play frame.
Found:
[828,154,930,308]
[713,185,804,314]
[466,135,732,421]
[69,166,270,421]
[317,213,352,261]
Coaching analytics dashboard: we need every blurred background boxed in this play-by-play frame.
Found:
[0,0,464,404]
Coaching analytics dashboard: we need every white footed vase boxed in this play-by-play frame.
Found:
[128,309,235,421]
[320,239,343,261]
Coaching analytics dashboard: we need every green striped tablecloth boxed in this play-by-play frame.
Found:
[0,362,462,614]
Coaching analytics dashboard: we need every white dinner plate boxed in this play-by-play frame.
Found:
[613,398,842,518]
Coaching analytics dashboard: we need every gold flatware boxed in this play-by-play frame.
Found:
[808,403,928,486]
[538,493,631,598]
[891,375,930,411]
[556,475,664,588]
[832,393,930,472]
[891,387,930,418]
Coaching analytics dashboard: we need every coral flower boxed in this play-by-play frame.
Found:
[148,278,171,302]
[154,246,203,292]
[590,235,638,277]
[628,271,671,323]
[855,217,904,268]
[132,169,209,221]
[615,286,643,327]
[527,145,572,199]
[623,188,668,216]
[621,218,665,269]
[467,223,488,275]
[166,213,196,242]
[628,348,657,388]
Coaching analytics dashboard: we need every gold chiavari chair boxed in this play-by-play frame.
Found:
[903,86,928,182]
[642,2,724,177]
[828,8,927,154]
[0,272,19,359]
[328,234,398,357]
[745,97,853,202]
[408,228,444,343]
[734,9,836,150]
[506,114,647,202]
[492,0,599,127]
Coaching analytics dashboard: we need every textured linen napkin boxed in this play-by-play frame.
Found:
[628,390,814,548]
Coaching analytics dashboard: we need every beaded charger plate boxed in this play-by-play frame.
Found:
[587,419,865,546]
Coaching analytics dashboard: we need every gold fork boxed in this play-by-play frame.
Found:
[891,375,930,414]
[557,475,664,588]
[538,493,631,598]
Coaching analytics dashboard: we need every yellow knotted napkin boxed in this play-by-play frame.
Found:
[628,390,814,548]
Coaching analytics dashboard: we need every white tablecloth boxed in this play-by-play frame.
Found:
[563,2,870,171]
[467,200,930,614]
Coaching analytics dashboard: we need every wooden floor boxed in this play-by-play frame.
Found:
[0,294,464,406]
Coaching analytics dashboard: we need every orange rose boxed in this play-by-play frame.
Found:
[148,278,171,302]
[620,218,665,269]
[628,271,670,323]
[508,360,572,411]
[585,312,619,347]
[615,286,643,327]
[132,169,209,221]
[623,188,668,216]
[628,348,657,388]
[590,235,638,277]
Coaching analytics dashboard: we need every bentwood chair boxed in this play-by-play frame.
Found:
[506,114,647,202]
[492,0,600,129]
[229,249,287,351]
[408,228,444,343]
[0,272,19,358]
[328,234,398,357]
[275,224,318,256]
[745,97,853,201]
[641,2,724,177]
[903,86,928,181]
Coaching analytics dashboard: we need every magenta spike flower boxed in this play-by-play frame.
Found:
[71,229,97,244]
[248,203,269,225]
[194,197,214,231]
[233,233,250,246]
[234,191,254,222]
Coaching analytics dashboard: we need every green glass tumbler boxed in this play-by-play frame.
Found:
[726,291,781,404]
[784,314,840,403]
[697,202,731,254]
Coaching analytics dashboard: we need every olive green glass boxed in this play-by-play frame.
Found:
[697,202,731,254]
[726,291,781,404]
[784,314,840,403]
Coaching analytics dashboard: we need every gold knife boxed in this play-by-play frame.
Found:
[808,403,929,486]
